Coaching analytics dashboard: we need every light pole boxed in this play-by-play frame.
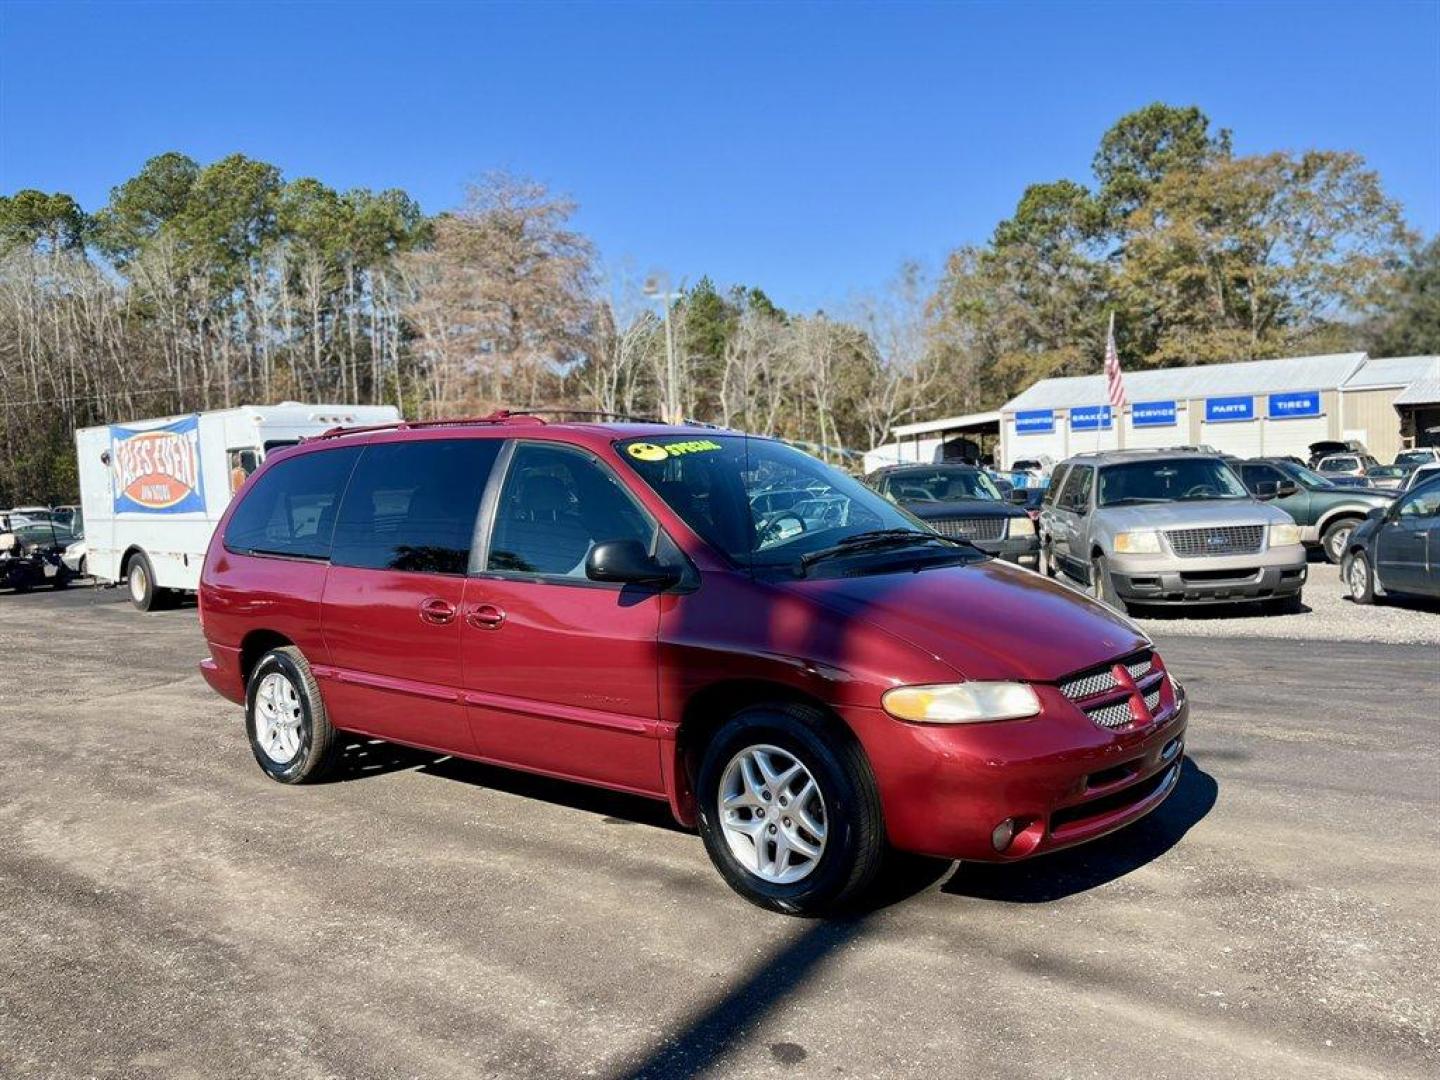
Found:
[644,274,683,424]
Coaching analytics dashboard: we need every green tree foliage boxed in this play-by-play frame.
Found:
[1365,237,1440,356]
[0,190,88,253]
[931,102,1413,407]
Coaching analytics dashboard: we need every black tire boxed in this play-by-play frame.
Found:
[1090,554,1127,612]
[695,703,885,916]
[245,646,339,784]
[1039,538,1057,578]
[125,551,168,611]
[1321,518,1359,565]
[1345,552,1377,605]
[51,569,70,590]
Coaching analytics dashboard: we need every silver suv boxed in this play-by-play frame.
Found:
[1039,451,1308,612]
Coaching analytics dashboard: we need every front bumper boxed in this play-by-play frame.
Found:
[1107,544,1308,605]
[839,681,1189,862]
[975,535,1040,567]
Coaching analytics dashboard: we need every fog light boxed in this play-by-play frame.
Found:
[991,818,1016,852]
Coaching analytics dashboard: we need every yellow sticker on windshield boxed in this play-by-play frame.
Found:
[627,439,722,461]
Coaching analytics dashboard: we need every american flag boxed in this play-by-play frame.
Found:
[1103,312,1126,407]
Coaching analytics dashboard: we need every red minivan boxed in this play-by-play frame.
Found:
[199,415,1188,914]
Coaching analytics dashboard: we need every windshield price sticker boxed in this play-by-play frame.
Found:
[627,439,723,462]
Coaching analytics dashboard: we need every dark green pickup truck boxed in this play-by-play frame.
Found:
[1234,458,1394,563]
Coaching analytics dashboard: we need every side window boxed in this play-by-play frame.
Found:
[331,438,501,575]
[228,447,260,495]
[1240,463,1283,492]
[1058,466,1091,511]
[1398,486,1440,518]
[487,443,656,579]
[224,446,361,560]
[1042,465,1069,507]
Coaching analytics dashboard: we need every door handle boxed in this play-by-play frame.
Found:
[466,604,506,630]
[419,597,457,625]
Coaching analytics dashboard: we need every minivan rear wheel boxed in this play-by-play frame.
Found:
[245,646,338,783]
[695,703,885,916]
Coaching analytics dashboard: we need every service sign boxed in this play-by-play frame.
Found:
[1268,390,1321,419]
[1069,405,1112,431]
[1131,400,1178,428]
[111,416,206,514]
[1014,409,1055,435]
[1205,396,1254,423]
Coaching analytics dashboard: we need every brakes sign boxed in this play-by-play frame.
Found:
[111,416,206,514]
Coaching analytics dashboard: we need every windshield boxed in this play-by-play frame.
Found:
[1273,461,1335,488]
[617,434,946,570]
[1098,458,1249,506]
[1396,451,1434,467]
[884,468,1001,503]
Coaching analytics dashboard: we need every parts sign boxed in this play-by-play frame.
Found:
[111,416,206,514]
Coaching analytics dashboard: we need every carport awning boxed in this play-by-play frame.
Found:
[1394,375,1440,408]
[891,411,1001,438]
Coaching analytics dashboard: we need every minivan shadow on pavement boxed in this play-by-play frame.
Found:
[942,756,1217,903]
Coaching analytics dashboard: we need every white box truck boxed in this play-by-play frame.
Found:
[76,403,400,609]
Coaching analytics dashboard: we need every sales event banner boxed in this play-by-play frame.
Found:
[1268,390,1321,419]
[1205,396,1255,423]
[1130,400,1178,428]
[111,416,206,514]
[1014,409,1055,435]
[1069,405,1112,431]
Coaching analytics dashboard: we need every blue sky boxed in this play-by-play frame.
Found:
[2,1,1437,311]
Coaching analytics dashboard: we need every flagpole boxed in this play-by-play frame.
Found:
[1098,312,1113,453]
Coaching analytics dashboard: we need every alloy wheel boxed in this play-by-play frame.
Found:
[1328,526,1353,562]
[1348,555,1369,600]
[717,744,827,885]
[254,672,304,764]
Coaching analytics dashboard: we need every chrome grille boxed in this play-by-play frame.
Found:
[1059,669,1120,700]
[931,516,1006,543]
[1088,702,1135,729]
[1165,525,1263,558]
[1125,656,1154,682]
[1143,688,1161,713]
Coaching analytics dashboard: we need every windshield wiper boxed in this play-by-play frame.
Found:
[1102,496,1168,506]
[799,529,974,573]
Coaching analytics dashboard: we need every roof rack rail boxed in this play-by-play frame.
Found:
[309,410,547,441]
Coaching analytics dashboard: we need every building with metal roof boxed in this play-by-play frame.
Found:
[995,352,1436,468]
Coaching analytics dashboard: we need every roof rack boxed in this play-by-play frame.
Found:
[309,410,547,440]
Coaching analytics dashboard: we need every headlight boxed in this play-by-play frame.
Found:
[1113,530,1162,554]
[882,682,1041,724]
[1008,516,1035,537]
[1270,522,1301,547]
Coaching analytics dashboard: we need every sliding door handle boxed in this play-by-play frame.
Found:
[466,604,506,629]
[419,597,457,625]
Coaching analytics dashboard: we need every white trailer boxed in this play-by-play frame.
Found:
[76,403,400,609]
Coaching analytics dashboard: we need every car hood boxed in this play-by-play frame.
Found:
[1310,487,1392,507]
[778,560,1147,683]
[1096,499,1290,530]
[902,498,1023,521]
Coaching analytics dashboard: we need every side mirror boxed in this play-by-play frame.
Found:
[1007,488,1029,505]
[1253,480,1279,499]
[1276,480,1298,497]
[586,539,679,587]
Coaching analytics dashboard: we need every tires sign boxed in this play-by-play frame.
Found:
[1268,390,1321,419]
[111,415,206,514]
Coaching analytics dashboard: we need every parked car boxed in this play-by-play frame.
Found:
[51,504,83,535]
[0,512,76,592]
[199,418,1189,916]
[1315,452,1380,480]
[1403,461,1440,492]
[1342,476,1440,604]
[62,538,87,576]
[1394,447,1440,468]
[1307,440,1369,469]
[1038,451,1307,613]
[1234,458,1394,563]
[869,463,1039,566]
[1364,464,1412,491]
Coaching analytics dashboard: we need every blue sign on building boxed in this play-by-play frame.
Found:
[1268,390,1321,419]
[1070,405,1112,431]
[1014,409,1055,435]
[1205,396,1254,423]
[1130,400,1177,428]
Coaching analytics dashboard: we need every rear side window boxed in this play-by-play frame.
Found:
[330,438,502,575]
[1056,465,1092,510]
[1042,465,1069,506]
[224,446,361,560]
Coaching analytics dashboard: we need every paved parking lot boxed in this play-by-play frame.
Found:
[2,584,1437,1079]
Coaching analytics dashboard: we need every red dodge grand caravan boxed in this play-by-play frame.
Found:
[199,414,1187,914]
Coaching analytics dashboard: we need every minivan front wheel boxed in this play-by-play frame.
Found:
[696,703,884,916]
[245,646,338,783]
